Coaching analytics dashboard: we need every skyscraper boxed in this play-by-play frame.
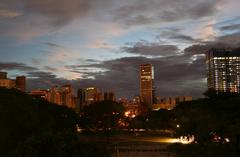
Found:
[104,92,116,101]
[0,72,7,79]
[61,85,74,108]
[50,86,62,105]
[16,76,26,92]
[77,88,86,109]
[140,64,154,109]
[206,48,240,93]
[0,72,26,91]
[85,87,102,104]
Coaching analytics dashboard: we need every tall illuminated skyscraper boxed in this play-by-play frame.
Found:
[206,48,240,93]
[140,64,154,109]
[85,87,103,104]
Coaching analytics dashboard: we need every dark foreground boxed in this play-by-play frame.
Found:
[1,88,240,157]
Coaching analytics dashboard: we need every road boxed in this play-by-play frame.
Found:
[78,134,179,145]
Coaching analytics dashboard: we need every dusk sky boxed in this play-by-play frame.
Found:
[0,0,240,99]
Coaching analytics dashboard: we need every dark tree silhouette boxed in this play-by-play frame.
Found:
[0,87,109,157]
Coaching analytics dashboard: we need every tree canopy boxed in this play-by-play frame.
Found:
[80,100,125,131]
[0,87,108,157]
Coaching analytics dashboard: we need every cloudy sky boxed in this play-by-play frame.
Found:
[0,0,240,99]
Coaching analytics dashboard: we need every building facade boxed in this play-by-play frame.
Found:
[77,87,102,109]
[153,96,192,110]
[30,90,51,100]
[0,79,16,88]
[0,72,25,92]
[0,72,7,79]
[77,87,116,111]
[50,86,62,105]
[61,85,74,108]
[85,87,99,104]
[30,85,76,109]
[104,92,115,101]
[77,88,86,108]
[16,76,26,92]
[206,48,240,93]
[140,64,154,110]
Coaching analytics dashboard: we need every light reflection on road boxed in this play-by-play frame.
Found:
[117,136,191,144]
[134,137,179,143]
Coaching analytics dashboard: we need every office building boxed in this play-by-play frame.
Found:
[50,86,62,105]
[140,64,154,110]
[175,96,192,104]
[77,88,86,109]
[206,48,240,93]
[31,85,76,109]
[61,85,75,108]
[0,72,7,79]
[0,72,25,91]
[0,79,16,88]
[85,87,102,104]
[16,76,26,92]
[104,92,115,101]
[152,96,192,110]
[30,90,51,100]
[77,87,115,110]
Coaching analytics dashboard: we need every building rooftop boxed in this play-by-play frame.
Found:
[208,47,240,57]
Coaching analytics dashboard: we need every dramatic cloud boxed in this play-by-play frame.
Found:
[27,31,240,99]
[64,52,206,98]
[156,28,202,43]
[0,0,111,40]
[44,42,64,48]
[1,0,90,27]
[220,23,240,31]
[44,66,57,72]
[0,62,38,71]
[31,58,41,65]
[1,0,239,99]
[184,32,240,55]
[89,40,116,51]
[110,0,221,27]
[217,32,240,45]
[27,71,57,79]
[0,8,22,18]
[122,42,179,56]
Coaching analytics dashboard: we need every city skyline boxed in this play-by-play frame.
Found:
[0,0,240,98]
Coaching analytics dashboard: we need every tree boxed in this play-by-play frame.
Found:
[0,87,109,157]
[81,100,125,131]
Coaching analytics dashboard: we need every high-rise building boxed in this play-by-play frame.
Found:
[0,72,7,79]
[140,64,154,110]
[85,87,100,104]
[16,76,26,92]
[61,85,74,108]
[0,72,26,91]
[0,79,15,88]
[104,92,115,101]
[77,88,86,109]
[30,90,51,100]
[50,86,62,105]
[31,85,76,109]
[206,48,240,93]
[153,96,192,110]
[77,87,107,110]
